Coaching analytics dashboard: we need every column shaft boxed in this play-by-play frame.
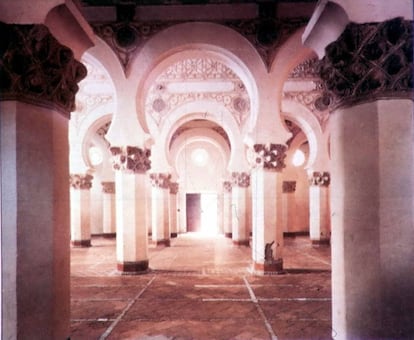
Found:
[252,169,283,272]
[115,171,148,272]
[309,181,330,245]
[1,101,70,339]
[102,182,116,237]
[331,100,414,339]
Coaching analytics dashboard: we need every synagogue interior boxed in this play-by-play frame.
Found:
[1,0,413,339]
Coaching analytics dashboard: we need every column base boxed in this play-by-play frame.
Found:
[153,239,171,247]
[224,232,232,238]
[103,233,116,239]
[170,232,178,238]
[311,239,330,247]
[253,260,284,274]
[71,240,91,247]
[232,240,250,246]
[117,260,149,274]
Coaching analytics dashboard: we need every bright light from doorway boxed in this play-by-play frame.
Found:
[292,149,305,167]
[200,193,218,235]
[89,146,103,166]
[191,148,209,167]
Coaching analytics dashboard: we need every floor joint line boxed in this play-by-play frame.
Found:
[99,275,156,340]
[243,276,278,340]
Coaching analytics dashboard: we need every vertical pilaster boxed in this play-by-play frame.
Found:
[150,173,171,246]
[0,22,87,340]
[282,181,297,233]
[251,143,286,273]
[223,181,233,238]
[309,172,330,246]
[231,172,250,246]
[102,181,116,238]
[169,182,179,238]
[111,146,151,273]
[70,174,93,247]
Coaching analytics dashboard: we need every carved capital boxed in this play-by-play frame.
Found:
[319,17,413,109]
[110,146,151,173]
[282,181,296,193]
[169,181,179,195]
[253,143,287,171]
[231,172,250,188]
[0,22,87,116]
[70,174,93,190]
[223,181,232,193]
[309,172,330,187]
[102,181,115,194]
[150,173,171,189]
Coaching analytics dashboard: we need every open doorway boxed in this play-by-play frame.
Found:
[186,192,218,235]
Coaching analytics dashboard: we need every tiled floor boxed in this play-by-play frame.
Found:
[71,233,332,339]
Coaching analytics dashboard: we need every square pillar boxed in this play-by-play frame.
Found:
[223,181,233,238]
[282,181,297,233]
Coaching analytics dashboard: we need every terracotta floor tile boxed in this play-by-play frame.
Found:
[70,233,332,339]
[124,299,259,321]
[108,319,272,340]
[71,299,129,320]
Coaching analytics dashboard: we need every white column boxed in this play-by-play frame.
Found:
[231,172,250,246]
[223,181,232,238]
[145,175,152,236]
[102,181,116,237]
[111,146,150,273]
[178,186,187,233]
[70,174,93,247]
[1,101,72,339]
[282,181,297,234]
[251,143,286,273]
[169,182,179,238]
[150,173,171,246]
[309,173,330,245]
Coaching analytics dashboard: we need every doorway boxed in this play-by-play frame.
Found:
[186,193,218,234]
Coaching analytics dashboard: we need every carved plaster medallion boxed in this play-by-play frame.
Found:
[232,172,250,188]
[309,172,330,187]
[110,146,151,173]
[253,144,287,171]
[70,174,93,190]
[150,173,171,189]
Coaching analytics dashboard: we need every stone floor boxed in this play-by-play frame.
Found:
[71,233,332,340]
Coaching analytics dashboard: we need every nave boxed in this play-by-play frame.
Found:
[71,233,331,339]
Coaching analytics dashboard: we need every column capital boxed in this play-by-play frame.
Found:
[231,172,250,188]
[169,181,179,194]
[319,17,413,110]
[70,174,93,190]
[309,171,330,187]
[0,22,87,117]
[101,181,115,194]
[150,173,171,189]
[223,180,232,193]
[282,181,296,193]
[252,143,287,171]
[110,146,151,173]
